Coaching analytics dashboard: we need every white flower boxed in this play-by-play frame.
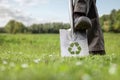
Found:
[3,60,8,64]
[82,74,91,80]
[109,63,117,75]
[33,59,41,64]
[76,61,83,66]
[49,55,53,57]
[21,63,28,68]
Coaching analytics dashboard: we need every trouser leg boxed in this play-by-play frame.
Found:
[74,0,106,54]
[74,0,90,15]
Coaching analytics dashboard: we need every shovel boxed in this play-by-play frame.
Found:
[59,0,89,57]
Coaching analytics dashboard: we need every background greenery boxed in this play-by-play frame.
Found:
[100,9,120,32]
[0,9,120,34]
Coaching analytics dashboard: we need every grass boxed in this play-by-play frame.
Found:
[0,33,120,80]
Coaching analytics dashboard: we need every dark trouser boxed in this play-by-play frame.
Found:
[74,0,105,54]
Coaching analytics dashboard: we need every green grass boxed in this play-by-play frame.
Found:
[0,33,120,80]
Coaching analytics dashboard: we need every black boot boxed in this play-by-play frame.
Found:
[89,50,106,55]
[74,13,92,31]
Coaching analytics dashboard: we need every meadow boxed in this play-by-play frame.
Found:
[0,33,120,80]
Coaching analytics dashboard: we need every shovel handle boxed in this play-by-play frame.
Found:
[69,0,74,33]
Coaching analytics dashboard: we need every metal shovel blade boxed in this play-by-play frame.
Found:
[59,0,89,57]
[60,29,89,57]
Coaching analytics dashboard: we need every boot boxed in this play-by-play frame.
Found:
[89,50,106,55]
[74,16,92,31]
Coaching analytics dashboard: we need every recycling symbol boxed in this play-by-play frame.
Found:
[68,42,81,54]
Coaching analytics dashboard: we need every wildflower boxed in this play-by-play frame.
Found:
[109,63,117,75]
[21,63,28,68]
[76,61,83,66]
[49,55,53,57]
[3,60,8,65]
[33,59,41,64]
[82,74,91,80]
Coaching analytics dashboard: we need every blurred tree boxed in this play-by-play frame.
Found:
[29,23,70,33]
[100,9,120,33]
[0,27,6,33]
[5,20,26,34]
[113,21,120,32]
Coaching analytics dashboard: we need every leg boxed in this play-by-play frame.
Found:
[87,0,105,55]
[74,0,92,31]
[74,0,106,55]
[74,0,90,16]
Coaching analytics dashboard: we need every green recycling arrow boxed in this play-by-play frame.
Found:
[68,42,81,54]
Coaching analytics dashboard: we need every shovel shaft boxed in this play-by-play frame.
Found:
[69,0,74,31]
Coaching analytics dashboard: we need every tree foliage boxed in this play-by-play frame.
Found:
[3,20,70,34]
[100,9,120,32]
[28,23,70,33]
[5,20,26,34]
